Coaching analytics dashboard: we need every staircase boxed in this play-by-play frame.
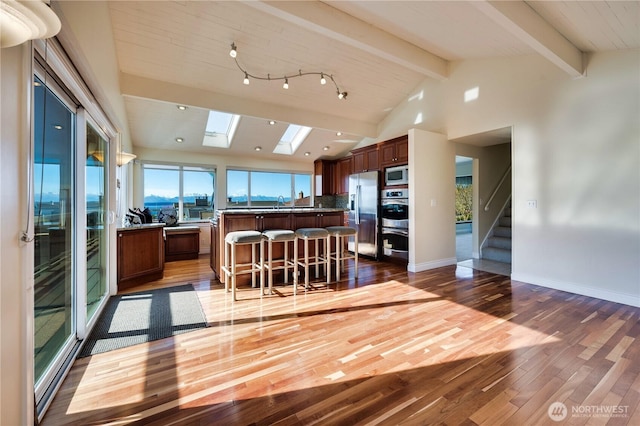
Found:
[482,202,512,264]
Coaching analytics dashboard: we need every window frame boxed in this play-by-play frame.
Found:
[225,168,312,208]
[141,162,216,222]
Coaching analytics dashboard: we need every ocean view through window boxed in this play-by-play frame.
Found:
[143,164,215,221]
[227,169,311,208]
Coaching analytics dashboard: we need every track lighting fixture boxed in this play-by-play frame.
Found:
[229,42,347,100]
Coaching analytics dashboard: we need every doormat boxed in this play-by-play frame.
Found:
[78,284,208,357]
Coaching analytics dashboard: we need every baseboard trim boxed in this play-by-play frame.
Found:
[511,273,640,308]
[408,257,457,273]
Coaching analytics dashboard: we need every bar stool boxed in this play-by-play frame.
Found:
[261,229,296,295]
[326,226,358,280]
[221,230,264,301]
[294,228,330,292]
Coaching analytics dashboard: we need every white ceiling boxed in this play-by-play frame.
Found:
[103,1,639,163]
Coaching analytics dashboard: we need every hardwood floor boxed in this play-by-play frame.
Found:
[42,256,640,425]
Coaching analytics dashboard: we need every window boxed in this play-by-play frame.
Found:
[273,124,312,155]
[202,110,240,148]
[226,169,311,208]
[143,164,215,221]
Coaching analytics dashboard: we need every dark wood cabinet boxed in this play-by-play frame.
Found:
[379,135,408,167]
[314,159,334,196]
[351,145,379,173]
[335,157,351,194]
[290,211,342,229]
[117,225,164,290]
[165,227,200,261]
[223,212,291,232]
[259,212,291,230]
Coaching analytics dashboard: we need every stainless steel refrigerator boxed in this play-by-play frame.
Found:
[348,171,379,259]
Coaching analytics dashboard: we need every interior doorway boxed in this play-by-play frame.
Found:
[451,126,513,276]
[455,156,474,262]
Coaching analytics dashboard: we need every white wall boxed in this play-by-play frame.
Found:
[1,44,34,426]
[382,50,640,306]
[408,129,456,272]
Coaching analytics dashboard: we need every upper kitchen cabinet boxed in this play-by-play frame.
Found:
[379,135,408,167]
[351,145,379,173]
[335,157,351,195]
[314,159,334,196]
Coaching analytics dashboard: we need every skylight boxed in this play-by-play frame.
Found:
[202,110,240,148]
[273,124,312,155]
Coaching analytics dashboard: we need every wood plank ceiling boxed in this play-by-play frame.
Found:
[105,1,639,161]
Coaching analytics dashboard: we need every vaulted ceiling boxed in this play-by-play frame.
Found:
[99,1,639,162]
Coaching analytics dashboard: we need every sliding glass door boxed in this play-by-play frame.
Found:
[85,123,109,323]
[33,74,77,389]
[33,51,111,410]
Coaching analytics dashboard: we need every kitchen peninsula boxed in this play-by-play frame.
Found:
[210,208,346,282]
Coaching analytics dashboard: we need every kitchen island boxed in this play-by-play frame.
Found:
[210,208,346,283]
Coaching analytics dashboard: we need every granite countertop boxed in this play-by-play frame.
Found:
[117,223,165,231]
[217,208,346,215]
[164,225,200,232]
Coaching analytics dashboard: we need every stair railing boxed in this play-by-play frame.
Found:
[484,165,511,212]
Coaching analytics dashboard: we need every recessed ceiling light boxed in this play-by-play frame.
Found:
[304,152,310,156]
[268,120,276,125]
[255,146,262,151]
[177,105,187,111]
[33,81,41,87]
[53,125,62,130]
[323,146,330,151]
[336,131,342,136]
[175,137,184,143]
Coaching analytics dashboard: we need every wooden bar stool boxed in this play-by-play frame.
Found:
[294,228,330,293]
[326,226,358,281]
[221,230,263,301]
[261,229,296,295]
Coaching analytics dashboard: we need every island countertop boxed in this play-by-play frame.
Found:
[215,207,346,215]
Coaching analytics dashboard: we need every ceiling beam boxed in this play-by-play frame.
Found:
[243,0,448,81]
[119,73,378,138]
[472,0,584,78]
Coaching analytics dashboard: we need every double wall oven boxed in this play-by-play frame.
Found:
[381,188,409,261]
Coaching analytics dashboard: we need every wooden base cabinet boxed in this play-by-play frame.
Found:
[165,226,200,262]
[117,225,164,290]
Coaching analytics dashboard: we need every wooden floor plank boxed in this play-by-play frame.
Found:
[41,255,640,425]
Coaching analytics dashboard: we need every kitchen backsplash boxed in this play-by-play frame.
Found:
[314,194,349,209]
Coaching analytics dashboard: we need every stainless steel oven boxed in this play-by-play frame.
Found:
[381,189,409,261]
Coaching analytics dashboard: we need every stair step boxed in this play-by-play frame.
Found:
[499,216,512,227]
[493,226,512,238]
[488,236,512,250]
[483,247,512,263]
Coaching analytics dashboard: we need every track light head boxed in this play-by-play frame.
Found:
[243,72,249,85]
[320,73,326,85]
[338,91,347,100]
[229,42,237,58]
[283,78,289,89]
